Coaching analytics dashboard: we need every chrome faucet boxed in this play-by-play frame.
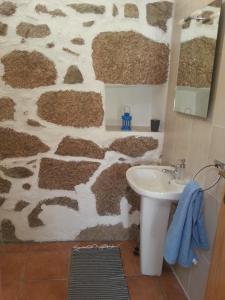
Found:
[162,159,186,179]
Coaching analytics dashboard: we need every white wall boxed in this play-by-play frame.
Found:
[163,0,225,299]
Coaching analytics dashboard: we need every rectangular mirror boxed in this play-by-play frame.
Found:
[174,0,221,118]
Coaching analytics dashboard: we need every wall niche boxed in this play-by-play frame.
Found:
[105,85,167,132]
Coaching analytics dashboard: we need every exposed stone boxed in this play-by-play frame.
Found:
[28,205,43,227]
[16,22,50,38]
[28,197,79,227]
[183,11,215,29]
[68,4,105,14]
[177,37,216,88]
[0,97,15,121]
[22,183,31,190]
[46,42,55,48]
[146,1,173,32]
[37,90,103,128]
[83,20,94,27]
[202,11,214,25]
[39,158,99,190]
[76,223,139,241]
[14,200,30,211]
[26,160,36,165]
[0,1,16,16]
[27,119,42,127]
[1,50,57,88]
[71,38,85,45]
[209,0,221,7]
[92,163,130,215]
[182,18,191,29]
[45,197,78,210]
[56,136,105,159]
[112,4,118,17]
[64,66,83,84]
[0,197,6,206]
[0,22,7,36]
[62,47,79,56]
[124,4,139,18]
[0,176,11,193]
[35,4,66,17]
[126,187,140,213]
[92,31,169,84]
[0,127,49,159]
[109,136,158,157]
[1,219,19,242]
[0,166,33,178]
[119,158,126,162]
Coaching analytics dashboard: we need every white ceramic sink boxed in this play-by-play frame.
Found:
[126,165,185,276]
[126,165,184,200]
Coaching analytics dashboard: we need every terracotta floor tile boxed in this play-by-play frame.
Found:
[19,280,67,300]
[120,240,141,276]
[127,276,164,300]
[0,253,26,284]
[27,242,77,252]
[27,241,114,252]
[0,273,2,300]
[2,280,21,300]
[159,270,187,299]
[0,243,29,253]
[8,241,119,252]
[24,250,70,280]
[0,240,186,300]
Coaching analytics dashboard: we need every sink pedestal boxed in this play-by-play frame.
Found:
[126,165,184,276]
[140,196,171,276]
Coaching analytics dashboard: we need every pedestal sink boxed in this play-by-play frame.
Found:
[126,165,185,276]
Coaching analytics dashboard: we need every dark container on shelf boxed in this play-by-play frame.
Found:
[151,119,160,132]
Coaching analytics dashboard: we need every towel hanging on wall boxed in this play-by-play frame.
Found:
[164,180,209,268]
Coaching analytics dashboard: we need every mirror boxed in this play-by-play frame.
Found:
[174,0,221,118]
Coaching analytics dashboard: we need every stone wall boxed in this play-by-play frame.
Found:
[0,0,173,242]
[177,5,219,88]
[177,37,216,88]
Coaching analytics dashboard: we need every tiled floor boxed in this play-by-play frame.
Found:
[0,240,187,300]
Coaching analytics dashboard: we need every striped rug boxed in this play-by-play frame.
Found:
[68,247,130,300]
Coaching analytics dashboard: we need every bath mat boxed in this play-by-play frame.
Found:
[68,246,130,300]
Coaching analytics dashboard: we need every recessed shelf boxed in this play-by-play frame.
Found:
[105,85,167,131]
[106,125,151,132]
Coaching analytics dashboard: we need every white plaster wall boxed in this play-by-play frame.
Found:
[0,0,173,241]
[163,0,225,299]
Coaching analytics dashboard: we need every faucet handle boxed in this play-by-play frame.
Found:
[177,159,186,168]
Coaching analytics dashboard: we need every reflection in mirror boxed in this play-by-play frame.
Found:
[174,0,221,118]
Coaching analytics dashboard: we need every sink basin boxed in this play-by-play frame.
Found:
[126,165,184,200]
[126,165,185,276]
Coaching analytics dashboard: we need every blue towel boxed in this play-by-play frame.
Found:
[164,180,209,267]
